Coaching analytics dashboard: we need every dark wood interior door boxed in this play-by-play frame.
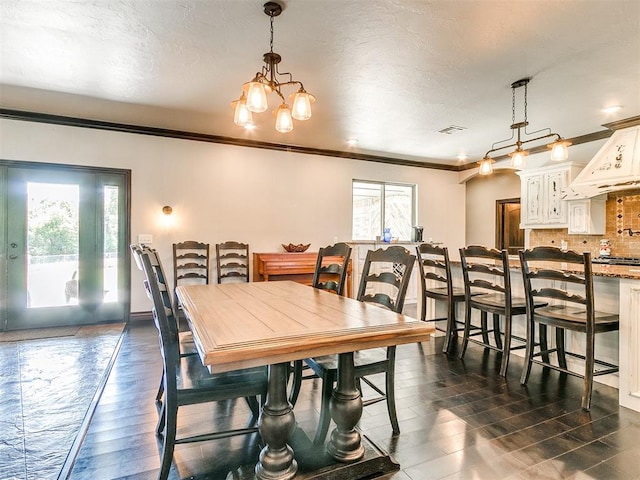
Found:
[496,198,524,255]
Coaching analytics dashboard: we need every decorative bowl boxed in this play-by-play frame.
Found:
[282,243,310,253]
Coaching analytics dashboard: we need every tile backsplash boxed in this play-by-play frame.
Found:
[529,189,640,258]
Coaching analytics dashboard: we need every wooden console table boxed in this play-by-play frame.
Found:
[253,252,352,297]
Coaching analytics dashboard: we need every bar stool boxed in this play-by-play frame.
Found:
[458,245,541,376]
[519,246,619,411]
[416,244,467,353]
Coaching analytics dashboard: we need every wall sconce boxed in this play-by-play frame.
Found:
[161,205,174,228]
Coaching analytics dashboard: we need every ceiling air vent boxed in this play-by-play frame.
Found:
[438,125,466,135]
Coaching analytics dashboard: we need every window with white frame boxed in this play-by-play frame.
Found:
[352,180,416,241]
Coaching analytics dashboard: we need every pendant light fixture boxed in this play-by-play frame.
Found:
[232,2,315,133]
[478,78,571,174]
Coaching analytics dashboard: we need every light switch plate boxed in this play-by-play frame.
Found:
[138,233,153,244]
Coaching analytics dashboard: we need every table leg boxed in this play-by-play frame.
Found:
[255,362,297,480]
[326,352,365,462]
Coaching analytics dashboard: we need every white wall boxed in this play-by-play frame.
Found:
[465,170,521,247]
[0,119,466,312]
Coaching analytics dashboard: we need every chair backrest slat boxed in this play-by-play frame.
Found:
[534,287,588,305]
[312,243,352,296]
[529,269,586,285]
[468,278,505,293]
[422,270,447,283]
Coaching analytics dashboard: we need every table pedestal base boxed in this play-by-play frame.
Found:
[256,363,297,480]
[222,430,399,480]
[326,352,365,462]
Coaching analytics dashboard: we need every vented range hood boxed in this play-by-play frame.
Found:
[563,122,640,199]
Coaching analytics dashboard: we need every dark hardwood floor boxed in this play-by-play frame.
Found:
[62,320,640,480]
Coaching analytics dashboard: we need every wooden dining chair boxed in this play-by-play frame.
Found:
[215,241,249,283]
[137,246,268,480]
[172,240,210,335]
[289,243,352,405]
[416,243,468,353]
[519,246,619,411]
[311,242,352,295]
[458,245,542,376]
[173,240,210,289]
[130,244,198,403]
[303,245,415,445]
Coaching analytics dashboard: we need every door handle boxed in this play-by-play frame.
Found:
[9,254,18,259]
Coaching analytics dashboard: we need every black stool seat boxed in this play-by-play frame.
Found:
[470,293,527,311]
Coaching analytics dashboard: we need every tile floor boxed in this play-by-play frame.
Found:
[0,324,124,480]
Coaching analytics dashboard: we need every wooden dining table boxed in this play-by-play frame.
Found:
[175,280,434,480]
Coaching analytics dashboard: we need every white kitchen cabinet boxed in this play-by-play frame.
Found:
[620,278,640,412]
[567,195,606,235]
[517,163,582,229]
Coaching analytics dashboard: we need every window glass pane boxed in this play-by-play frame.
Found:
[103,185,119,303]
[352,182,381,240]
[26,182,79,307]
[385,184,413,241]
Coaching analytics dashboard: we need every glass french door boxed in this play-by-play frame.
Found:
[1,163,130,330]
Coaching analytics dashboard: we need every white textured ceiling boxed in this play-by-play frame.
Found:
[1,0,639,167]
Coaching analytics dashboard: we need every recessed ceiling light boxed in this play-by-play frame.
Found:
[347,138,359,146]
[601,104,622,114]
[457,153,469,161]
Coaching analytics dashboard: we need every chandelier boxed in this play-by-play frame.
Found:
[232,1,315,133]
[478,78,571,175]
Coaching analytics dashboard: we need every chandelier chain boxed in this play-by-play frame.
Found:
[523,82,528,125]
[511,86,516,125]
[478,77,569,172]
[269,14,274,53]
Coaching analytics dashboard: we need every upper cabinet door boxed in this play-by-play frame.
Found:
[545,170,568,224]
[517,163,582,229]
[523,175,544,225]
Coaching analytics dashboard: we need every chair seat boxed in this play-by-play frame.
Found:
[424,286,466,301]
[469,292,530,312]
[306,347,388,373]
[177,355,268,401]
[178,331,198,355]
[534,305,620,332]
